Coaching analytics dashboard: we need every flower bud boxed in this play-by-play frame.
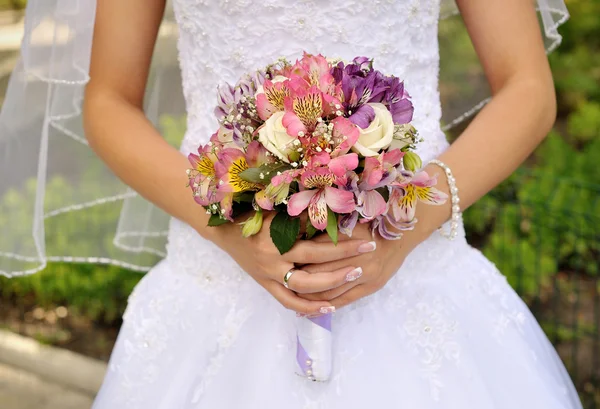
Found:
[241,209,263,237]
[288,151,301,164]
[403,151,422,172]
[265,182,290,205]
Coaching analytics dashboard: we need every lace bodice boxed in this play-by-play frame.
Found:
[167,0,454,274]
[172,0,447,159]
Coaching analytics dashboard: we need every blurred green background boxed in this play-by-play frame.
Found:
[0,0,25,9]
[0,0,599,406]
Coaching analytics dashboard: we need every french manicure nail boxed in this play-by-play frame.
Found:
[319,306,336,315]
[358,241,377,253]
[345,267,363,282]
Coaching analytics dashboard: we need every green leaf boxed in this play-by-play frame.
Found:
[208,214,229,227]
[239,163,292,185]
[270,211,301,254]
[305,222,317,240]
[238,168,264,184]
[326,208,338,245]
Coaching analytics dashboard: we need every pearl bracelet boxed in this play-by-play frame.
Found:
[428,159,461,240]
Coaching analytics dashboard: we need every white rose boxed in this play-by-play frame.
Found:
[257,111,297,163]
[254,75,288,98]
[351,103,394,157]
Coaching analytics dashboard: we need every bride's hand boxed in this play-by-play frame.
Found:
[206,212,377,316]
[298,222,420,310]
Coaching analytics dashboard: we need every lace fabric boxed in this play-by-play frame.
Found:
[92,231,582,408]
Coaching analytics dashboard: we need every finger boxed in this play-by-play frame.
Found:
[301,258,357,274]
[329,285,373,310]
[266,281,333,315]
[282,239,376,264]
[284,266,361,294]
[300,274,363,301]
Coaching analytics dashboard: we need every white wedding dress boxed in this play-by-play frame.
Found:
[92,1,582,408]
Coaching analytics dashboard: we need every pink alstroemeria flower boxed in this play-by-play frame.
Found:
[282,77,343,137]
[305,151,359,187]
[329,117,360,157]
[281,81,328,138]
[214,142,270,220]
[255,78,290,121]
[290,52,340,98]
[288,170,355,230]
[361,149,404,189]
[355,189,387,221]
[262,167,303,211]
[255,168,300,211]
[352,149,405,222]
[388,171,448,222]
[287,154,358,230]
[187,142,223,206]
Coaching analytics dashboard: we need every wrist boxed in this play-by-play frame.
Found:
[197,223,225,246]
[190,211,221,243]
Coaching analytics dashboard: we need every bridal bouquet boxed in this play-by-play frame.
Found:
[187,53,447,380]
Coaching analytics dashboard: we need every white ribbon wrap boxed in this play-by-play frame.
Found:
[295,313,333,381]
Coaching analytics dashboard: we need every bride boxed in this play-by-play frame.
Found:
[0,0,582,408]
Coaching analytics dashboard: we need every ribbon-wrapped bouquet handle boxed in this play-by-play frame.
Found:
[296,313,333,381]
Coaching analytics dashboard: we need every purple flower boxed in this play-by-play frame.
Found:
[338,211,359,237]
[352,56,373,71]
[331,60,386,128]
[369,214,411,240]
[348,104,375,129]
[367,75,414,124]
[331,58,414,128]
[214,71,266,146]
[381,77,414,124]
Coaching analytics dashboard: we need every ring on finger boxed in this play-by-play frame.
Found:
[283,269,296,289]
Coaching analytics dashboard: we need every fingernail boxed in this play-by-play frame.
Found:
[345,267,363,282]
[296,312,307,318]
[319,306,336,315]
[358,241,377,253]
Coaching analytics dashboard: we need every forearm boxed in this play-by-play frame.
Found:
[83,88,211,238]
[414,78,556,240]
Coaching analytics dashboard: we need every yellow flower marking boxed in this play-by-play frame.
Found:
[196,156,215,177]
[293,91,322,129]
[416,186,434,202]
[265,86,289,110]
[303,173,334,189]
[228,157,261,192]
[400,184,416,208]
